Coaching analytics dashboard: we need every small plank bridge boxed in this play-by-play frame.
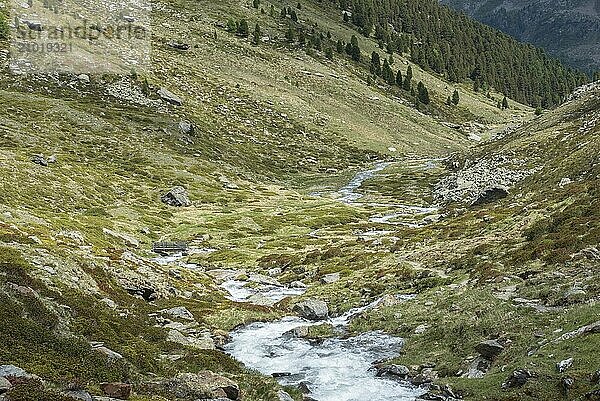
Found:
[152,241,189,255]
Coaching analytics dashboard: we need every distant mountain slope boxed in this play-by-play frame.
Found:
[438,0,600,74]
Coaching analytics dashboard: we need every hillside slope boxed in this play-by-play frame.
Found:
[438,0,600,74]
[0,0,598,400]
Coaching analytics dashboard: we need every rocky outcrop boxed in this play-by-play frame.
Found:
[161,186,192,207]
[375,364,410,379]
[435,157,534,205]
[292,299,329,320]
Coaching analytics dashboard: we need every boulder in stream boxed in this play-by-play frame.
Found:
[292,298,329,320]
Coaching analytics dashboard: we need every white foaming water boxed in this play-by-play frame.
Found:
[225,317,424,401]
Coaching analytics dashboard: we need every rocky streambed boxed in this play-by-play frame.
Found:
[220,280,425,401]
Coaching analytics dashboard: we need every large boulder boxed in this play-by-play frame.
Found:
[475,339,504,359]
[166,371,239,400]
[292,299,329,321]
[161,186,191,207]
[501,369,532,389]
[100,382,131,399]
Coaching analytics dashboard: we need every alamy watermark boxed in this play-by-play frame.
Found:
[9,0,151,74]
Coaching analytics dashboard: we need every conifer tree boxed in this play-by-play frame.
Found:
[237,19,249,37]
[350,35,361,61]
[395,69,403,87]
[403,65,412,91]
[371,52,381,76]
[502,96,509,109]
[336,40,344,53]
[452,89,459,105]
[382,59,394,84]
[253,23,261,45]
[417,81,430,104]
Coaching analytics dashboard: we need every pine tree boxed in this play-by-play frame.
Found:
[395,69,403,87]
[502,96,509,110]
[382,59,394,84]
[370,52,381,76]
[336,40,344,53]
[280,7,287,18]
[403,65,412,91]
[253,23,261,45]
[290,10,298,22]
[237,19,249,37]
[269,4,275,17]
[417,81,430,104]
[350,35,361,62]
[452,89,459,105]
[252,0,259,9]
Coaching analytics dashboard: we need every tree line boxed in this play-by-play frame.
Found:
[329,0,589,107]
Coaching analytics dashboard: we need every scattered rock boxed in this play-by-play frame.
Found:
[475,339,504,359]
[93,345,124,361]
[586,389,600,400]
[158,88,183,106]
[321,273,340,284]
[162,307,195,321]
[501,369,532,389]
[292,298,329,320]
[278,390,294,401]
[179,121,195,134]
[100,298,117,309]
[414,324,428,334]
[62,390,93,401]
[298,381,311,394]
[167,329,215,350]
[166,371,239,400]
[0,377,11,394]
[561,376,574,394]
[31,154,48,166]
[0,365,34,380]
[167,41,191,51]
[100,382,131,400]
[463,356,491,378]
[77,74,90,83]
[161,186,192,207]
[411,368,438,385]
[592,370,600,384]
[47,154,57,163]
[552,321,600,343]
[271,372,291,378]
[557,358,573,373]
[376,364,410,379]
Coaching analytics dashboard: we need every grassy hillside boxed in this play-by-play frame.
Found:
[2,0,598,400]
